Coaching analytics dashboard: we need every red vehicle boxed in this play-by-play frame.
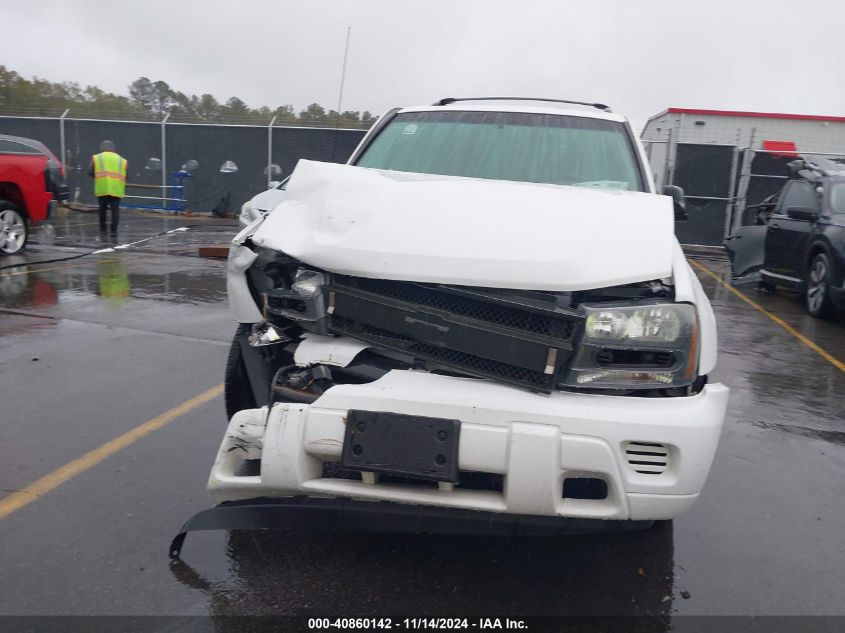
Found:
[0,133,68,254]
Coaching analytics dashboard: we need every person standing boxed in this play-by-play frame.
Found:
[90,140,127,236]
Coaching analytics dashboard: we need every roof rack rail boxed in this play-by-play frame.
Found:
[432,97,611,112]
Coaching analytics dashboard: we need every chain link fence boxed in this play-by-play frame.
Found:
[0,114,367,213]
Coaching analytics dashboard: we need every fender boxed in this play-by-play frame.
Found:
[670,241,717,376]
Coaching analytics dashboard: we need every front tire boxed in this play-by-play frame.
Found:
[0,201,28,255]
[224,324,258,420]
[806,253,835,319]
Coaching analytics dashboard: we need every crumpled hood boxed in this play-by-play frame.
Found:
[252,160,675,291]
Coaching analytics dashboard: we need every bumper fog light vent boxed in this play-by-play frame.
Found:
[562,477,608,500]
[624,441,669,475]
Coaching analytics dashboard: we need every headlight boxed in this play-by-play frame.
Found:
[263,267,329,334]
[585,305,683,343]
[562,303,699,390]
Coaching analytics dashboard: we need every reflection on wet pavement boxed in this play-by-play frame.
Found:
[98,259,130,304]
[1,253,228,311]
[169,525,675,619]
[1,210,233,313]
[749,420,845,445]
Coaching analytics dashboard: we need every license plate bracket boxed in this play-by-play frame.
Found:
[341,410,460,483]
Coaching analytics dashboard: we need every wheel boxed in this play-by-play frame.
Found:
[805,252,835,319]
[0,201,28,255]
[224,324,258,420]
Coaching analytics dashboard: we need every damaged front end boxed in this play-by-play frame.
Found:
[169,249,720,559]
[240,246,702,400]
[170,164,727,558]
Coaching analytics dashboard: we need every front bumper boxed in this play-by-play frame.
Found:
[209,370,728,522]
[170,497,654,558]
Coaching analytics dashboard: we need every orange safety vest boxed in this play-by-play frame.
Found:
[93,151,127,198]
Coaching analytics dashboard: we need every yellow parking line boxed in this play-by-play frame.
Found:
[0,384,224,519]
[690,259,845,373]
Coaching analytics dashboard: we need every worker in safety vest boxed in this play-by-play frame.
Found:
[89,140,127,236]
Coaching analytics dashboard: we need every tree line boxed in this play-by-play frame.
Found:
[0,66,376,128]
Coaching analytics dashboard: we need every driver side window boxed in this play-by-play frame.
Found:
[778,181,819,215]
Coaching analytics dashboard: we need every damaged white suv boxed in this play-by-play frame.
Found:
[171,98,728,556]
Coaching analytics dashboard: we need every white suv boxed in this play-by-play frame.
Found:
[171,98,728,556]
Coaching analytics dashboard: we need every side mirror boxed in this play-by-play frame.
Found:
[663,185,687,221]
[268,180,281,190]
[786,206,819,221]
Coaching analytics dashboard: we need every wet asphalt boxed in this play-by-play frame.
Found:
[0,208,843,623]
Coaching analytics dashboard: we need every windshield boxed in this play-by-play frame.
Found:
[355,110,645,191]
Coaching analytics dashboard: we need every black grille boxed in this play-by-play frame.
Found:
[331,316,556,391]
[327,276,582,393]
[334,276,575,342]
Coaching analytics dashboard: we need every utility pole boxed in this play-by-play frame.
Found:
[59,109,69,172]
[331,26,352,162]
[267,115,277,187]
[161,110,171,194]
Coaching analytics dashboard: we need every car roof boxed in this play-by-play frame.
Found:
[398,102,627,123]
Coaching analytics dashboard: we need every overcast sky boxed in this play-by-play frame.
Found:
[5,0,845,130]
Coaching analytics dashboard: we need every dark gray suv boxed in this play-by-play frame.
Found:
[725,157,845,318]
